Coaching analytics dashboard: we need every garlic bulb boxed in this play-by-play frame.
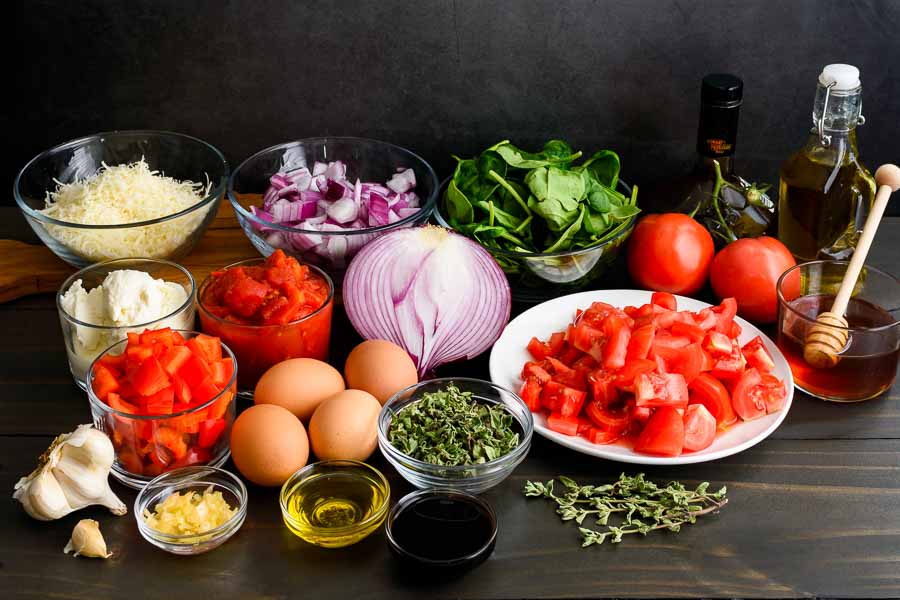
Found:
[13,425,127,521]
[64,519,112,558]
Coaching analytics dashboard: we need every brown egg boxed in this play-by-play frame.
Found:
[309,389,382,461]
[344,340,418,405]
[255,358,345,421]
[230,404,309,487]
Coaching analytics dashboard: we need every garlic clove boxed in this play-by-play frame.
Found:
[14,470,71,521]
[64,519,112,558]
[12,425,127,521]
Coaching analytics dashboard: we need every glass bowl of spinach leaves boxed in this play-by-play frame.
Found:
[378,378,533,494]
[435,140,639,302]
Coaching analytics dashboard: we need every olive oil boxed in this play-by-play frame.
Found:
[778,64,875,262]
[281,465,388,548]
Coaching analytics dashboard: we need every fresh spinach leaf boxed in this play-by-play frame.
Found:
[579,150,621,189]
[446,178,474,223]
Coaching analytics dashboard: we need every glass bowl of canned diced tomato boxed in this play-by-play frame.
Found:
[87,329,237,489]
[197,249,334,390]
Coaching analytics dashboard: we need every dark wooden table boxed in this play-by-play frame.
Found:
[1,209,898,599]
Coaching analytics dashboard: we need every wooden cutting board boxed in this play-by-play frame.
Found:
[0,203,259,304]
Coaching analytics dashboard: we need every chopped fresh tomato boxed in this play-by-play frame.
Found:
[712,297,738,335]
[140,328,177,347]
[527,337,552,361]
[613,358,656,391]
[742,336,776,373]
[626,322,656,360]
[682,404,717,452]
[519,377,543,412]
[517,295,786,458]
[522,361,552,384]
[710,339,747,382]
[600,314,630,370]
[703,331,733,357]
[731,368,774,421]
[546,357,585,390]
[689,373,737,427]
[635,372,689,409]
[634,407,684,456]
[585,427,622,444]
[759,373,787,413]
[547,413,580,436]
[547,332,566,356]
[587,369,619,406]
[585,402,631,434]
[671,321,705,343]
[650,291,677,311]
[126,344,153,363]
[662,342,705,385]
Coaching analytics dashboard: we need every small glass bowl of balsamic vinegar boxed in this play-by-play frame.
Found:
[386,489,498,571]
[279,460,390,548]
[777,260,899,402]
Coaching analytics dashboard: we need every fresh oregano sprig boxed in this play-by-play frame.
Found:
[524,473,728,546]
[388,384,520,466]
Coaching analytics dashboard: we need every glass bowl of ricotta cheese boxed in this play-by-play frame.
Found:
[57,258,197,389]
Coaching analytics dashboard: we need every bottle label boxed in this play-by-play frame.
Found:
[697,104,739,157]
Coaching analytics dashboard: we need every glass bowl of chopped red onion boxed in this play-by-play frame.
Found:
[228,137,439,281]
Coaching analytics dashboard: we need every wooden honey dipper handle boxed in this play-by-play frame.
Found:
[803,164,900,369]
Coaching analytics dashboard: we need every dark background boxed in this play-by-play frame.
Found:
[11,0,900,213]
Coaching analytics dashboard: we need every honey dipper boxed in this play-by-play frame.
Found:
[803,164,900,369]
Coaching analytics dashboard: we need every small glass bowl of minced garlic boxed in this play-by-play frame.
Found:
[135,466,247,555]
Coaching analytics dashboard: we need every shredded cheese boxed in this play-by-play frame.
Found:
[143,486,237,537]
[38,159,213,262]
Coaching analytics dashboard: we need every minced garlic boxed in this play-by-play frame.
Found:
[143,486,236,536]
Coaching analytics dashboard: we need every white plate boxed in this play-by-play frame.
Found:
[489,290,794,465]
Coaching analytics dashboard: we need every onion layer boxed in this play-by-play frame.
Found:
[343,225,511,377]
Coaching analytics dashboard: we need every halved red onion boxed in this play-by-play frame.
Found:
[343,225,511,377]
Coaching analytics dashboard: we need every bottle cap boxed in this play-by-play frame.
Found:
[701,74,743,108]
[818,64,860,91]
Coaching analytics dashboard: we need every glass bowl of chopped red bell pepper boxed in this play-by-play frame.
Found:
[197,250,334,390]
[87,329,238,489]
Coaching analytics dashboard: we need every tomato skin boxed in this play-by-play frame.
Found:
[627,213,715,295]
[634,407,684,456]
[547,413,580,436]
[741,336,776,373]
[519,377,543,412]
[710,237,796,324]
[689,373,737,427]
[682,404,717,452]
[650,292,677,311]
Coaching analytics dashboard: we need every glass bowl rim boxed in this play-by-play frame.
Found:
[135,466,248,543]
[56,257,196,330]
[196,256,335,330]
[15,129,229,230]
[278,459,391,535]
[433,177,637,259]
[227,136,439,237]
[86,330,238,419]
[378,377,534,474]
[385,487,498,566]
[776,259,900,333]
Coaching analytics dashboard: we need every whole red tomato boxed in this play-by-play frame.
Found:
[627,214,714,296]
[710,236,796,323]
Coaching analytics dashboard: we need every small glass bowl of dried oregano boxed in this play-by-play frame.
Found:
[378,377,533,494]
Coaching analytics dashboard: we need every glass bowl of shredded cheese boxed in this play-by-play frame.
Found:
[136,466,247,555]
[15,130,229,268]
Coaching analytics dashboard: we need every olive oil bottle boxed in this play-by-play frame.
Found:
[778,64,876,261]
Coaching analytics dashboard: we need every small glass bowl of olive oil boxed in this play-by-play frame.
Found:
[279,460,390,548]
